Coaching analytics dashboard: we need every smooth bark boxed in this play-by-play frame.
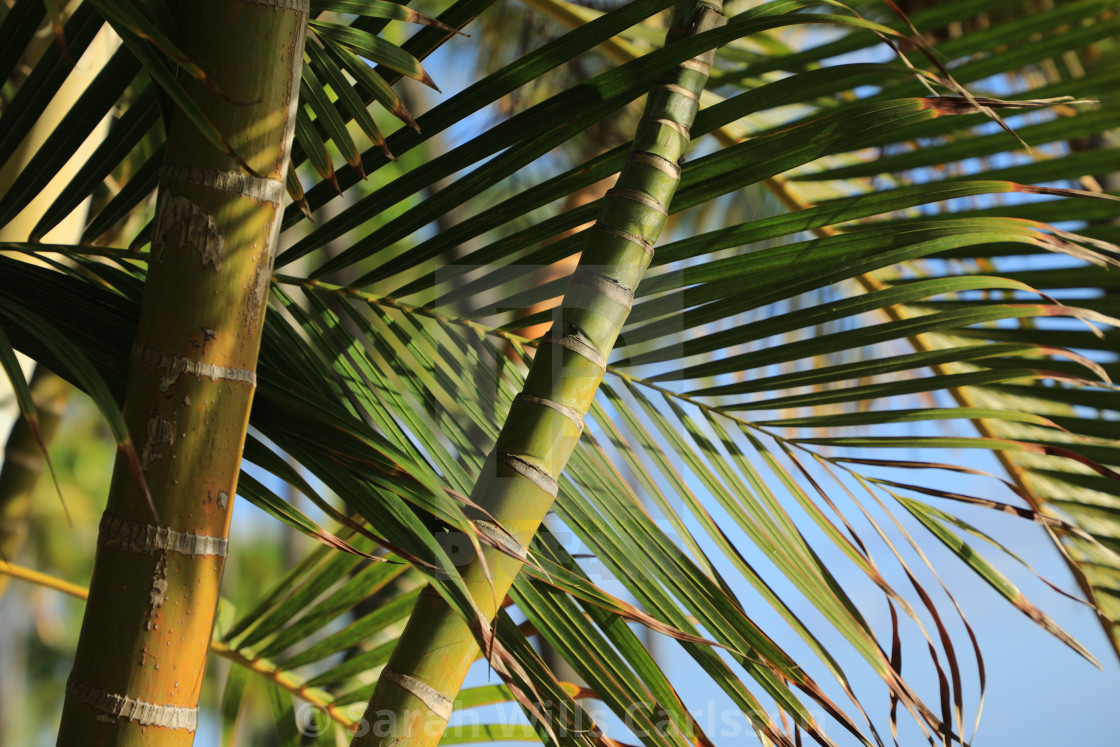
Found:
[57,2,307,744]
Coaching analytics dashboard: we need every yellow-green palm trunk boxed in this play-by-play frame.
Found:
[351,3,726,745]
[57,2,307,744]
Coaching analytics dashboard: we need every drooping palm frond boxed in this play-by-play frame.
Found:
[2,0,1120,743]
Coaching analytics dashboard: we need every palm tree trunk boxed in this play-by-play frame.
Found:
[57,2,307,745]
[351,3,726,745]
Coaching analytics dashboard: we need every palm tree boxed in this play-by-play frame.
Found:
[0,0,1118,744]
[47,1,308,743]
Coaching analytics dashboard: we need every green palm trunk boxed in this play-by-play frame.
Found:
[351,3,726,745]
[57,2,307,744]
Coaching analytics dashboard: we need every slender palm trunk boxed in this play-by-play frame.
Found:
[57,3,307,744]
[351,3,726,745]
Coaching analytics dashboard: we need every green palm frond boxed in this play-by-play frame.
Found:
[0,0,464,242]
